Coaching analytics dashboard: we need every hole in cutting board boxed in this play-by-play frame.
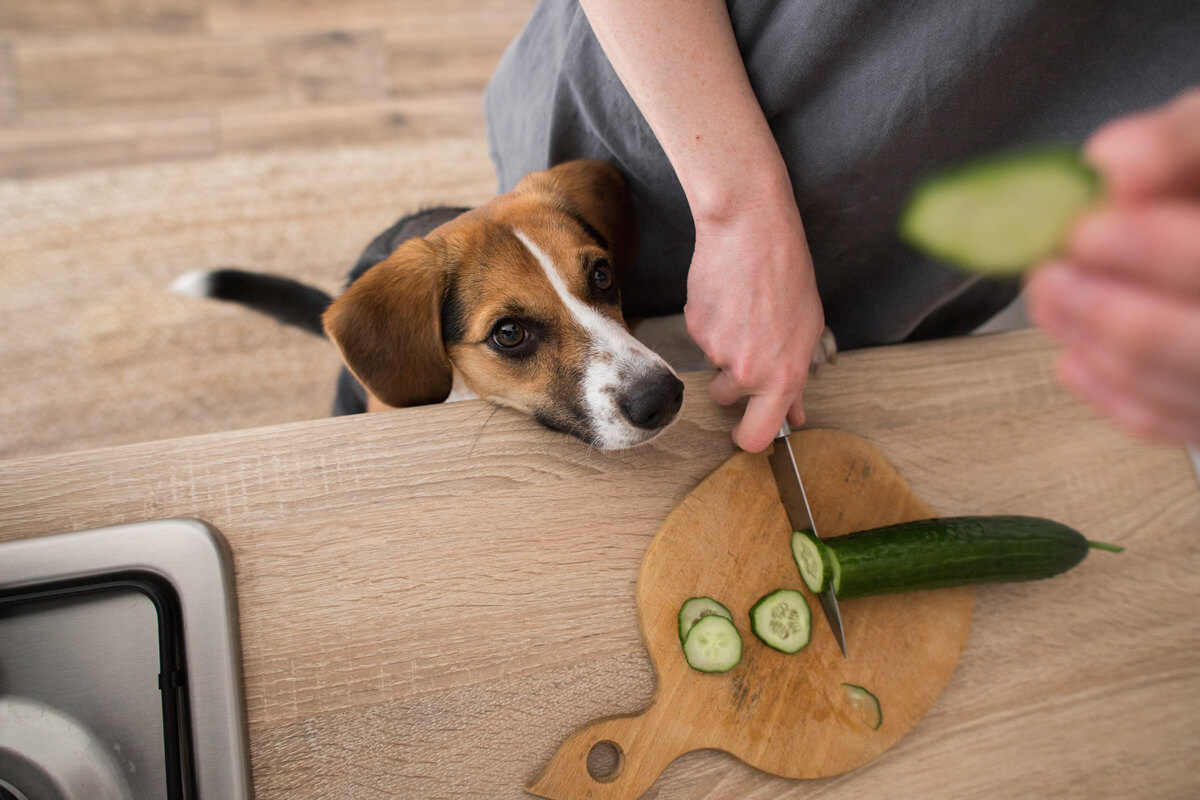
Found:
[586,740,624,782]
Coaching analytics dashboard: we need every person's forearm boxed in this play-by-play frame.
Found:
[582,0,824,452]
[579,0,791,224]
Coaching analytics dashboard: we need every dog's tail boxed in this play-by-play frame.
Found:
[170,269,332,337]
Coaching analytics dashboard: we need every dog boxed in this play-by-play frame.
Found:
[171,160,687,449]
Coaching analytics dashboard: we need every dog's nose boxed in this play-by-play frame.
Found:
[619,372,685,430]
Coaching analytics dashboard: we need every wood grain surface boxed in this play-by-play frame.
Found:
[0,0,536,177]
[0,330,1197,800]
[0,139,496,459]
[529,430,974,800]
[0,0,537,459]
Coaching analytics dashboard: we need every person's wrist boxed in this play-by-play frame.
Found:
[682,150,798,230]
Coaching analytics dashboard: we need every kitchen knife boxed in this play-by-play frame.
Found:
[768,421,848,657]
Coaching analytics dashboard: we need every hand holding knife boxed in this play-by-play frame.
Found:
[767,421,848,657]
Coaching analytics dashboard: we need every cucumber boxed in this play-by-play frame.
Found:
[681,614,742,673]
[830,546,842,597]
[791,530,834,593]
[900,147,1101,274]
[842,684,882,731]
[677,596,734,645]
[749,589,812,654]
[824,515,1122,599]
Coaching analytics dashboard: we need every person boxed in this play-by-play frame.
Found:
[1026,92,1200,447]
[484,1,1200,451]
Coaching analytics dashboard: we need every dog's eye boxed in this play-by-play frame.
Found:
[492,320,526,349]
[590,259,615,292]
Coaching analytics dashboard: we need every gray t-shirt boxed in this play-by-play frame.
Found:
[485,1,1199,349]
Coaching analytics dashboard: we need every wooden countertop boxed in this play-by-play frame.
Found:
[1,329,1197,799]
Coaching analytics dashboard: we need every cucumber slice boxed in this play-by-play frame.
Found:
[749,589,811,654]
[681,615,743,673]
[900,147,1101,274]
[677,596,734,645]
[842,683,883,730]
[791,530,833,593]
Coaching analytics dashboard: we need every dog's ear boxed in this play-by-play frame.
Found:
[323,238,453,408]
[518,160,638,280]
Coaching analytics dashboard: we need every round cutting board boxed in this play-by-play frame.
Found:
[528,429,974,800]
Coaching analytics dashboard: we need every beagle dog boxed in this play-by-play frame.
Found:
[172,160,685,449]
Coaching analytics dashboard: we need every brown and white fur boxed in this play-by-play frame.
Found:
[173,160,687,449]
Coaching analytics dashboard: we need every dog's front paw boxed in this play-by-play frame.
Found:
[809,327,837,373]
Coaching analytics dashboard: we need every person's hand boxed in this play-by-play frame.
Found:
[685,188,826,453]
[1027,88,1200,445]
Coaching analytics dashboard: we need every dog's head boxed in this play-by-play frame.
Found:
[322,160,683,449]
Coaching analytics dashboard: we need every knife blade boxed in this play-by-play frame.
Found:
[767,421,848,657]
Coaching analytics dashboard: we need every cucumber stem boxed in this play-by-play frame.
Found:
[1087,540,1125,554]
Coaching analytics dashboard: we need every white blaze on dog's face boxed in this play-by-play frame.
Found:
[457,224,681,449]
[322,161,684,449]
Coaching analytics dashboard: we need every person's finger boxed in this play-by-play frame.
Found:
[1057,350,1200,444]
[786,394,806,428]
[1027,264,1200,382]
[733,390,794,453]
[1024,261,1068,334]
[707,369,745,406]
[1064,341,1200,424]
[1068,203,1200,297]
[1086,88,1200,202]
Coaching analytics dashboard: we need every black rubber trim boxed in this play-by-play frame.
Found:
[0,572,198,800]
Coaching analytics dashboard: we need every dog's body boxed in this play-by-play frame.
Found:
[174,161,688,449]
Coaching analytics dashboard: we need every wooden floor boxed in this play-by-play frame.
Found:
[0,0,536,458]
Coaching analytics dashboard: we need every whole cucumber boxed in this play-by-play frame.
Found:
[826,515,1120,599]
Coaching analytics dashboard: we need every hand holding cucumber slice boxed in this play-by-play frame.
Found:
[900,147,1101,274]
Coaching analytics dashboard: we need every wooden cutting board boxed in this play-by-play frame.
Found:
[527,429,974,800]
